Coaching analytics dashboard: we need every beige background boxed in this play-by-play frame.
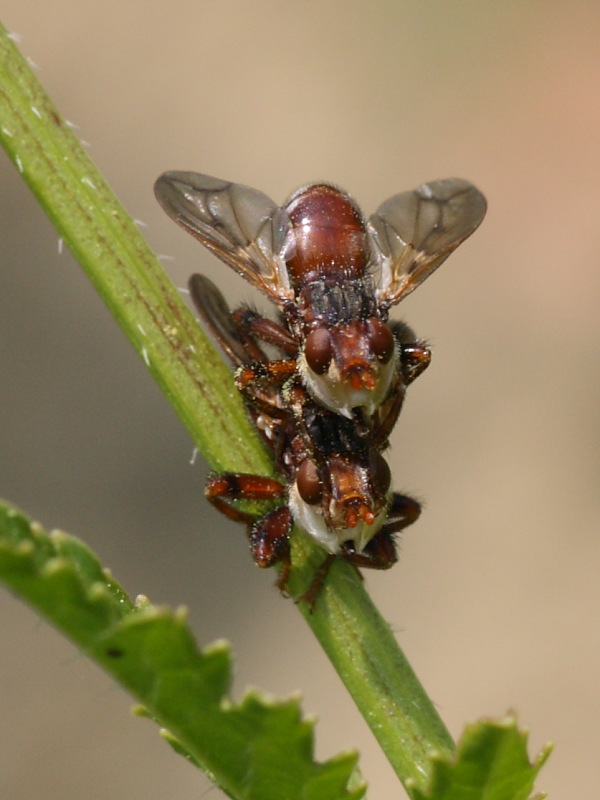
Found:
[1,2,599,799]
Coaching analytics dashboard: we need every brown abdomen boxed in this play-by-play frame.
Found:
[285,184,369,288]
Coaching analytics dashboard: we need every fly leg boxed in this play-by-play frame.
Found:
[205,473,293,588]
[229,308,300,417]
[368,329,431,449]
[205,473,286,523]
[250,506,293,591]
[231,308,298,357]
[294,554,337,611]
[189,274,297,420]
[235,359,298,418]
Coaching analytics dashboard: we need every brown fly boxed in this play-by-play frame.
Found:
[155,173,486,423]
[189,275,420,603]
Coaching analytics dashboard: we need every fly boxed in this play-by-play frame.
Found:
[154,172,486,421]
[190,274,420,603]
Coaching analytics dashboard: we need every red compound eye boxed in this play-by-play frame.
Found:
[296,459,322,505]
[366,319,395,364]
[304,327,333,375]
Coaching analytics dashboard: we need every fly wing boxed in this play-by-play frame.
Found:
[188,274,250,367]
[368,178,487,309]
[155,171,294,305]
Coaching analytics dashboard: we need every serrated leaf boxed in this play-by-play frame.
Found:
[0,504,135,639]
[0,500,365,800]
[407,715,552,800]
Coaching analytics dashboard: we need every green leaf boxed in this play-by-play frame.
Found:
[0,501,134,640]
[407,715,552,800]
[0,499,364,800]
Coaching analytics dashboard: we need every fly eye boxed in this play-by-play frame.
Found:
[296,459,322,505]
[369,452,391,494]
[304,328,333,375]
[366,319,395,364]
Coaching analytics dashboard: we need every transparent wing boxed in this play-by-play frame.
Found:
[368,178,487,308]
[188,274,250,366]
[155,171,294,305]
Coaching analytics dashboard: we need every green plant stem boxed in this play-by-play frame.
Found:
[0,25,268,477]
[289,542,455,785]
[0,22,454,793]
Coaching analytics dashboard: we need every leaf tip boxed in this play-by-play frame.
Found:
[174,604,189,623]
[134,593,152,610]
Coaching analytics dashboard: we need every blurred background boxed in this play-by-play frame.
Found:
[1,2,599,798]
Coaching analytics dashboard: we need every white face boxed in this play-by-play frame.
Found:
[288,482,391,555]
[297,350,397,419]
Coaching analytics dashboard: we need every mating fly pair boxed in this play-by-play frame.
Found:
[154,172,486,599]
